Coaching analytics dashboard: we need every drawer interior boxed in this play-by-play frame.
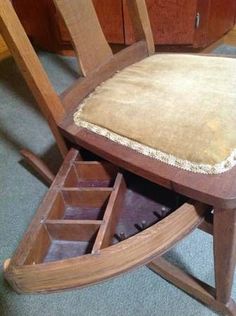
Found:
[20,150,187,265]
[112,172,184,243]
[48,190,111,220]
[64,162,117,188]
[25,223,100,264]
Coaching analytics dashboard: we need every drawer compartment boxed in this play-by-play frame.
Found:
[25,223,100,264]
[47,189,111,220]
[4,149,209,294]
[64,162,117,188]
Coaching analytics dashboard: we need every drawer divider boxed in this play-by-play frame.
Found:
[92,173,126,253]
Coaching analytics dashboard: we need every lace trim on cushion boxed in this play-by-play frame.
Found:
[74,107,236,175]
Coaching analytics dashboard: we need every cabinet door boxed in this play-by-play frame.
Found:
[193,0,211,47]
[53,0,125,46]
[207,0,236,44]
[124,0,198,45]
[194,0,236,48]
[12,0,124,52]
[93,0,124,44]
[12,0,59,51]
[55,0,124,46]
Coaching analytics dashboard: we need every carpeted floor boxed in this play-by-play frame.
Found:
[1,45,236,316]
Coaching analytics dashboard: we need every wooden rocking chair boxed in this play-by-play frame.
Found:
[1,0,236,315]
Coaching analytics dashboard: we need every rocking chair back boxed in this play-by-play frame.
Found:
[0,0,154,156]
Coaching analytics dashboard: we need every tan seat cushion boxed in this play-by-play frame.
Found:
[74,54,236,174]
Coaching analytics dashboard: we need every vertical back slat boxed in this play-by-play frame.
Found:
[53,0,113,77]
[0,0,68,156]
[125,0,155,55]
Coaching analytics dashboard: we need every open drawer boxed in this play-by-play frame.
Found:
[4,149,209,293]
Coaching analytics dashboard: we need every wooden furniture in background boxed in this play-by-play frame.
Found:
[0,34,9,58]
[11,0,69,54]
[11,0,125,54]
[207,0,236,45]
[120,0,236,48]
[0,34,7,52]
[92,0,124,44]
[1,0,236,314]
[11,0,236,54]
[124,0,198,45]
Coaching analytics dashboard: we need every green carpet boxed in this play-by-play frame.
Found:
[1,46,236,316]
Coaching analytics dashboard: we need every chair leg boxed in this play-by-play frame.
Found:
[148,257,236,315]
[214,208,236,305]
[148,208,236,316]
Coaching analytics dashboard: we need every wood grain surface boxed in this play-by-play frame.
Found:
[124,0,197,45]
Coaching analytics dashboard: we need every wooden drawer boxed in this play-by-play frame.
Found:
[4,149,208,293]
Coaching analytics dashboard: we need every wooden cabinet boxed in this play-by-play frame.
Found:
[124,0,198,45]
[93,0,124,44]
[207,0,236,45]
[12,0,61,52]
[12,0,236,52]
[124,0,236,47]
[11,0,124,53]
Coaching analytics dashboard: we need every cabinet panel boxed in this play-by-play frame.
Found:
[11,0,236,52]
[12,0,124,52]
[12,0,58,51]
[55,0,124,46]
[194,0,211,47]
[124,0,198,45]
[93,0,124,44]
[207,0,236,44]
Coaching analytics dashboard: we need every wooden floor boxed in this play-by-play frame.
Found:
[225,26,236,46]
[202,26,236,53]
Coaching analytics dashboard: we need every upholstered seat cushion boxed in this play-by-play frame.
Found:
[74,54,236,174]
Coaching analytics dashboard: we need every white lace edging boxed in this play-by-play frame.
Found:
[74,110,236,175]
